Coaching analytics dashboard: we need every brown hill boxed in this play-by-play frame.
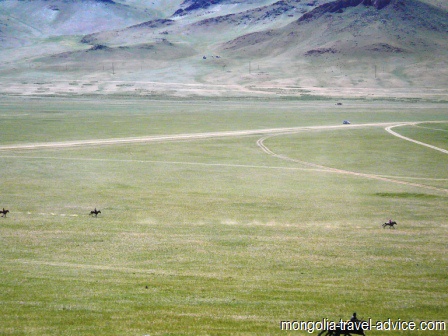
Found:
[211,0,447,90]
[0,0,446,98]
[38,39,196,67]
[221,0,447,57]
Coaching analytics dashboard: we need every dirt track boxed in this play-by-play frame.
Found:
[0,121,431,151]
[1,121,446,193]
[385,123,448,154]
[257,121,448,194]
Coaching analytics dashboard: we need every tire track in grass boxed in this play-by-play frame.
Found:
[0,122,411,151]
[256,125,448,194]
[1,156,446,181]
[385,122,448,154]
[0,155,327,173]
[0,121,446,192]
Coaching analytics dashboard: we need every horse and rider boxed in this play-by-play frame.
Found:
[1,208,9,217]
[382,219,397,228]
[90,208,101,217]
[318,313,367,336]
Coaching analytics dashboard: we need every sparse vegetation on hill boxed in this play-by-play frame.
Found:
[0,0,446,98]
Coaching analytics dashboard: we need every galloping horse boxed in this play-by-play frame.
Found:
[1,208,9,217]
[382,221,397,229]
[90,208,101,217]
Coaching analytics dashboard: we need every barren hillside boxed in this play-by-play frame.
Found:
[0,0,446,99]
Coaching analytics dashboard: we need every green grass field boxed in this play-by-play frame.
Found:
[0,97,447,335]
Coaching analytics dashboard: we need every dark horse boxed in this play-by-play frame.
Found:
[90,208,101,217]
[382,221,397,229]
[1,208,9,217]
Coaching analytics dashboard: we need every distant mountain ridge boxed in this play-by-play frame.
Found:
[298,0,391,22]
[221,0,447,56]
[0,0,447,97]
[0,0,152,47]
[173,0,229,16]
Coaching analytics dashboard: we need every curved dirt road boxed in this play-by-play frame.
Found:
[1,120,446,193]
[0,122,415,151]
[385,123,448,154]
[256,121,448,194]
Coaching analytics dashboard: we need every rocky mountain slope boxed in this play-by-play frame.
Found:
[0,0,154,48]
[222,0,447,56]
[0,0,447,98]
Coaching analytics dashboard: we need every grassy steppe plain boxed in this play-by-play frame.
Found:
[0,97,447,335]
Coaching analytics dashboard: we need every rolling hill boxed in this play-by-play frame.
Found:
[0,0,447,98]
[215,0,448,88]
[0,0,154,47]
[221,0,447,57]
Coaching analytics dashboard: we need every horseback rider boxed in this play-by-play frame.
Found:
[350,312,359,323]
[1,208,8,217]
[90,208,101,217]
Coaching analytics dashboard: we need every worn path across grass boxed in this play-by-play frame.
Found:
[0,122,427,150]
